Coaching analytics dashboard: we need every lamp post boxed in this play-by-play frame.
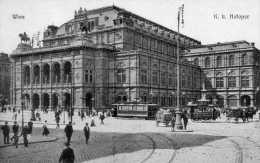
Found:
[21,95,25,129]
[174,5,184,130]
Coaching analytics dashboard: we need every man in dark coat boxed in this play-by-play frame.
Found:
[83,123,90,144]
[20,125,29,147]
[64,122,73,144]
[12,121,19,148]
[59,143,75,163]
[1,121,10,144]
[182,111,188,130]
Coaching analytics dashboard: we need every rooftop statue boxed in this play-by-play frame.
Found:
[19,32,30,44]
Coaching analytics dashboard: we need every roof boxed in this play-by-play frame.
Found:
[74,5,201,44]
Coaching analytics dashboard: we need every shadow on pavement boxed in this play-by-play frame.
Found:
[0,128,227,163]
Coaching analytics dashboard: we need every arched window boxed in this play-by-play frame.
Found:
[241,53,249,65]
[215,72,224,88]
[241,70,249,88]
[227,71,236,88]
[205,57,210,68]
[229,55,235,66]
[216,56,222,67]
[227,95,237,107]
[194,58,199,66]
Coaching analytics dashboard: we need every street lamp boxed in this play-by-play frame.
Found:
[174,5,185,130]
[21,95,25,129]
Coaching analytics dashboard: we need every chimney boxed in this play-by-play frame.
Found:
[251,42,255,47]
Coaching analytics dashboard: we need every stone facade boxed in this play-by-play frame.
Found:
[10,6,201,111]
[183,41,260,109]
[0,53,11,103]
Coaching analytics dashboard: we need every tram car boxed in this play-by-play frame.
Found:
[112,103,159,120]
[191,105,220,121]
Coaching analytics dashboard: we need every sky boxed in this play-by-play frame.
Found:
[0,0,259,54]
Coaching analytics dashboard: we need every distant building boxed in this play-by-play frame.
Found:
[183,41,260,109]
[0,53,11,103]
[10,6,201,111]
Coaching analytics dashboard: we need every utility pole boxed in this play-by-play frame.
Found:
[175,4,184,130]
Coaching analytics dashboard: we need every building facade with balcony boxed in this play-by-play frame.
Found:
[10,6,202,111]
[183,41,260,109]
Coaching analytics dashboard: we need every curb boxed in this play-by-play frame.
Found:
[0,137,58,148]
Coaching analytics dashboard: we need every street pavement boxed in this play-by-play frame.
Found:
[0,110,260,163]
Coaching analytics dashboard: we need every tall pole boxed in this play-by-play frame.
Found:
[175,7,183,130]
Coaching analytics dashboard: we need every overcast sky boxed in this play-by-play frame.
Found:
[0,0,259,54]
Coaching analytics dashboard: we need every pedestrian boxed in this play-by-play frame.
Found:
[64,122,73,144]
[171,114,176,132]
[20,125,29,147]
[14,112,17,121]
[90,116,96,127]
[1,121,10,144]
[182,111,188,130]
[83,123,90,144]
[12,121,19,148]
[99,112,105,125]
[81,112,85,121]
[56,115,60,128]
[28,121,33,134]
[59,142,75,163]
[42,120,50,136]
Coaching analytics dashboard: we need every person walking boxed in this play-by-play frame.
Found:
[64,122,73,144]
[90,116,96,127]
[42,120,50,136]
[99,112,105,125]
[1,121,10,144]
[182,111,189,130]
[20,125,29,147]
[171,114,176,132]
[12,121,19,148]
[59,142,75,163]
[83,123,90,144]
[56,115,60,128]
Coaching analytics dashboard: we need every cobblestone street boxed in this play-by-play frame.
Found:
[0,111,260,163]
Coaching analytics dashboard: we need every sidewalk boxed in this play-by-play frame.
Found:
[0,134,57,148]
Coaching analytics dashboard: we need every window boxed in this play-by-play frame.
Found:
[241,71,249,88]
[117,69,126,83]
[228,77,236,88]
[205,78,212,89]
[161,72,167,86]
[152,71,158,85]
[194,58,199,66]
[241,76,249,88]
[140,70,147,84]
[227,95,237,107]
[205,57,210,68]
[216,56,222,67]
[89,70,93,83]
[229,55,235,66]
[168,74,173,87]
[85,70,93,83]
[85,70,88,82]
[227,71,236,88]
[215,72,224,88]
[241,53,249,65]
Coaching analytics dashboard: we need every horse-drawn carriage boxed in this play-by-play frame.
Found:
[226,107,256,122]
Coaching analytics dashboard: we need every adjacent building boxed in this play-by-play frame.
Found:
[183,41,260,109]
[0,53,11,103]
[10,6,202,111]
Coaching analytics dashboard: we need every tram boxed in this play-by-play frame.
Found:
[111,103,159,119]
